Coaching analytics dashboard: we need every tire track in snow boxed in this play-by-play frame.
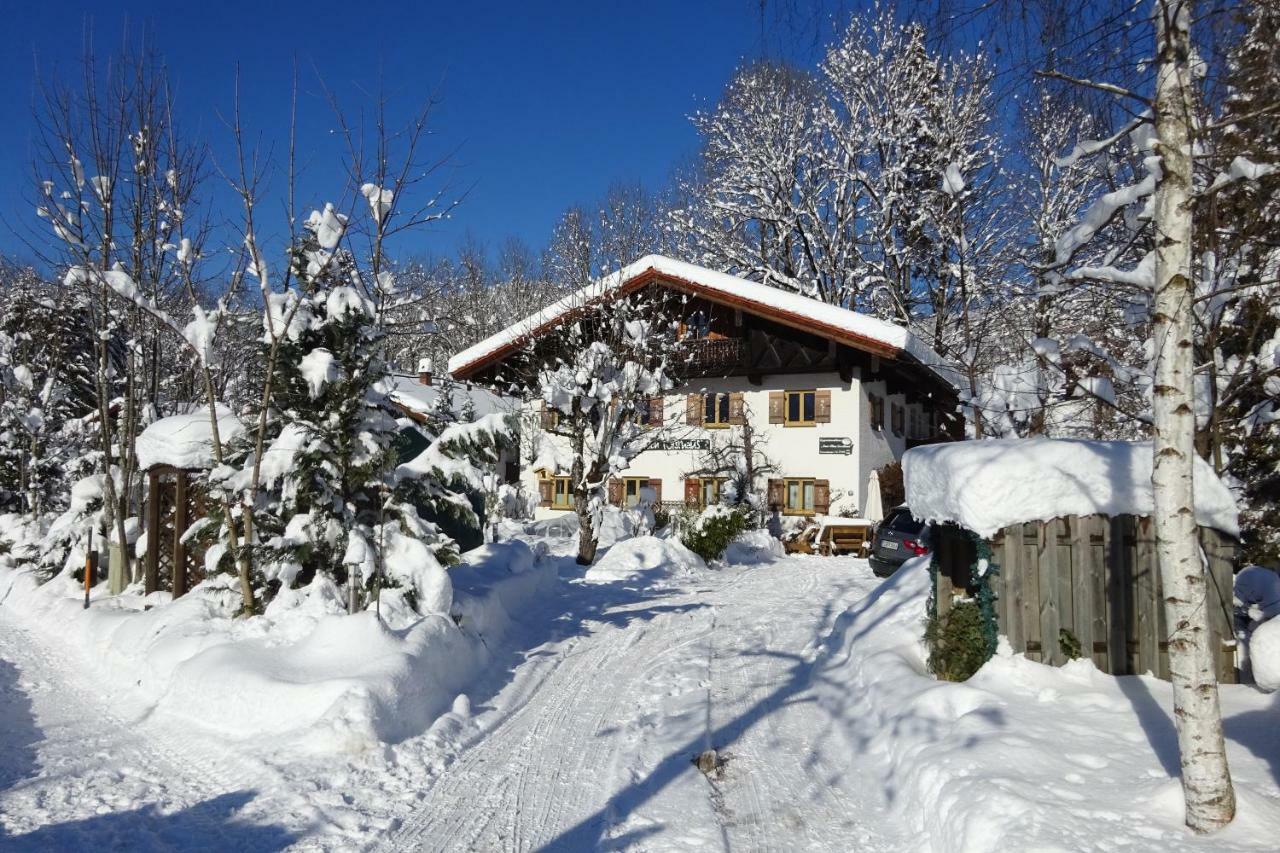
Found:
[384,584,725,852]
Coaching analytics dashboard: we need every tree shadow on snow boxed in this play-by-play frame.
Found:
[0,790,297,852]
[1223,691,1280,787]
[0,658,41,796]
[1113,674,1182,778]
[458,551,711,719]
[537,565,964,849]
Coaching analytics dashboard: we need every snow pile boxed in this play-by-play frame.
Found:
[722,528,785,565]
[904,438,1239,538]
[583,536,705,585]
[818,556,1280,852]
[0,540,557,752]
[1248,618,1280,692]
[135,405,245,471]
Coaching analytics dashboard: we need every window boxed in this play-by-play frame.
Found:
[868,394,884,430]
[785,390,816,425]
[685,476,725,508]
[551,476,573,509]
[639,396,664,427]
[704,392,731,427]
[891,402,905,437]
[623,477,648,507]
[785,478,816,515]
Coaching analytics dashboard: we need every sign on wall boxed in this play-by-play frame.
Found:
[651,438,711,452]
[818,437,854,455]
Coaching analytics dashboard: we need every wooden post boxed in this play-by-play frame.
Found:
[173,470,188,598]
[1038,520,1062,664]
[1069,517,1097,667]
[1106,516,1131,675]
[1135,516,1160,676]
[1022,524,1042,662]
[144,469,161,595]
[1004,523,1025,655]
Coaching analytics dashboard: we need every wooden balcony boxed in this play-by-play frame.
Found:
[683,337,747,373]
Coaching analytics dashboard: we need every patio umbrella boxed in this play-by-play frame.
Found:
[864,469,885,523]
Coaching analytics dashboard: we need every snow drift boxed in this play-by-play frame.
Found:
[0,539,557,753]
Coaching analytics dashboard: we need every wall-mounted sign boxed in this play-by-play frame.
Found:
[651,438,711,452]
[819,437,854,455]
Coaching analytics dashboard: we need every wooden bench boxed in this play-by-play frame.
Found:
[817,521,874,558]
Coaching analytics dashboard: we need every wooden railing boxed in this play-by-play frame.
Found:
[683,337,747,372]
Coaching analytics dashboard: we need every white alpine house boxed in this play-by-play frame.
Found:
[448,255,961,521]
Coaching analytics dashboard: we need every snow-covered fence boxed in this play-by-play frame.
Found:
[945,517,1236,681]
[907,438,1241,683]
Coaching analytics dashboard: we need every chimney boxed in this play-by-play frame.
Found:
[418,357,433,386]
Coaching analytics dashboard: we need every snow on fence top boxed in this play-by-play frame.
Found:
[136,404,245,471]
[903,438,1239,538]
[447,254,956,385]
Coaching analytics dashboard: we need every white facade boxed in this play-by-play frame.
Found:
[524,369,931,521]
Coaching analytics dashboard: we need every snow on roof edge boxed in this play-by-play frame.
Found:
[446,255,956,388]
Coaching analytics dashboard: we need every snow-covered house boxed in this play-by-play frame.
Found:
[448,255,960,519]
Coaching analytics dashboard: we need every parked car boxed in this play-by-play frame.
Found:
[868,506,930,577]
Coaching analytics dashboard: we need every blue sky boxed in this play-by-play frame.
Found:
[0,0,850,266]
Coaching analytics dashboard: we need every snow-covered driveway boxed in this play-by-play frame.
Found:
[385,555,902,852]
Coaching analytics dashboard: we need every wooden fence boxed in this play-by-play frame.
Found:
[934,515,1237,683]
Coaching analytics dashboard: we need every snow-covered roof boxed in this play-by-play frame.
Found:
[903,438,1239,538]
[386,373,515,420]
[447,254,956,386]
[136,405,244,471]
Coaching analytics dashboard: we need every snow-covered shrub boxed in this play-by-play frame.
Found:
[925,599,990,682]
[1235,565,1280,627]
[678,504,752,563]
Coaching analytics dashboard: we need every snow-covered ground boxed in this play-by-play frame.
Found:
[3,536,1280,851]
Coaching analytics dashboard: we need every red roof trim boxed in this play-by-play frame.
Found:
[450,266,903,379]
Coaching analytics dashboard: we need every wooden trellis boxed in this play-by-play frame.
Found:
[933,515,1237,683]
[143,465,207,598]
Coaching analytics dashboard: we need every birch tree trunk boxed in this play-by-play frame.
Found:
[1150,0,1235,833]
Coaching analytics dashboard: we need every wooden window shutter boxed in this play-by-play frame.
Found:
[814,480,830,515]
[728,392,745,425]
[538,479,553,507]
[892,403,904,436]
[539,400,555,430]
[649,479,662,504]
[869,394,883,430]
[607,478,623,505]
[767,478,784,509]
[815,390,831,423]
[648,396,664,426]
[768,391,784,424]
[686,393,702,426]
[684,478,701,507]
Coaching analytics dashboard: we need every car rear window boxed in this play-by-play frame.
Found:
[887,510,925,535]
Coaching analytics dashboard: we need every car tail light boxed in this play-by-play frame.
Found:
[904,539,929,556]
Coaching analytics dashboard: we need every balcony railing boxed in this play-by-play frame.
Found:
[683,337,747,372]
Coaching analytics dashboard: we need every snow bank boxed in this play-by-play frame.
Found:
[0,540,557,753]
[904,438,1239,538]
[583,536,705,585]
[818,556,1280,852]
[135,404,244,471]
